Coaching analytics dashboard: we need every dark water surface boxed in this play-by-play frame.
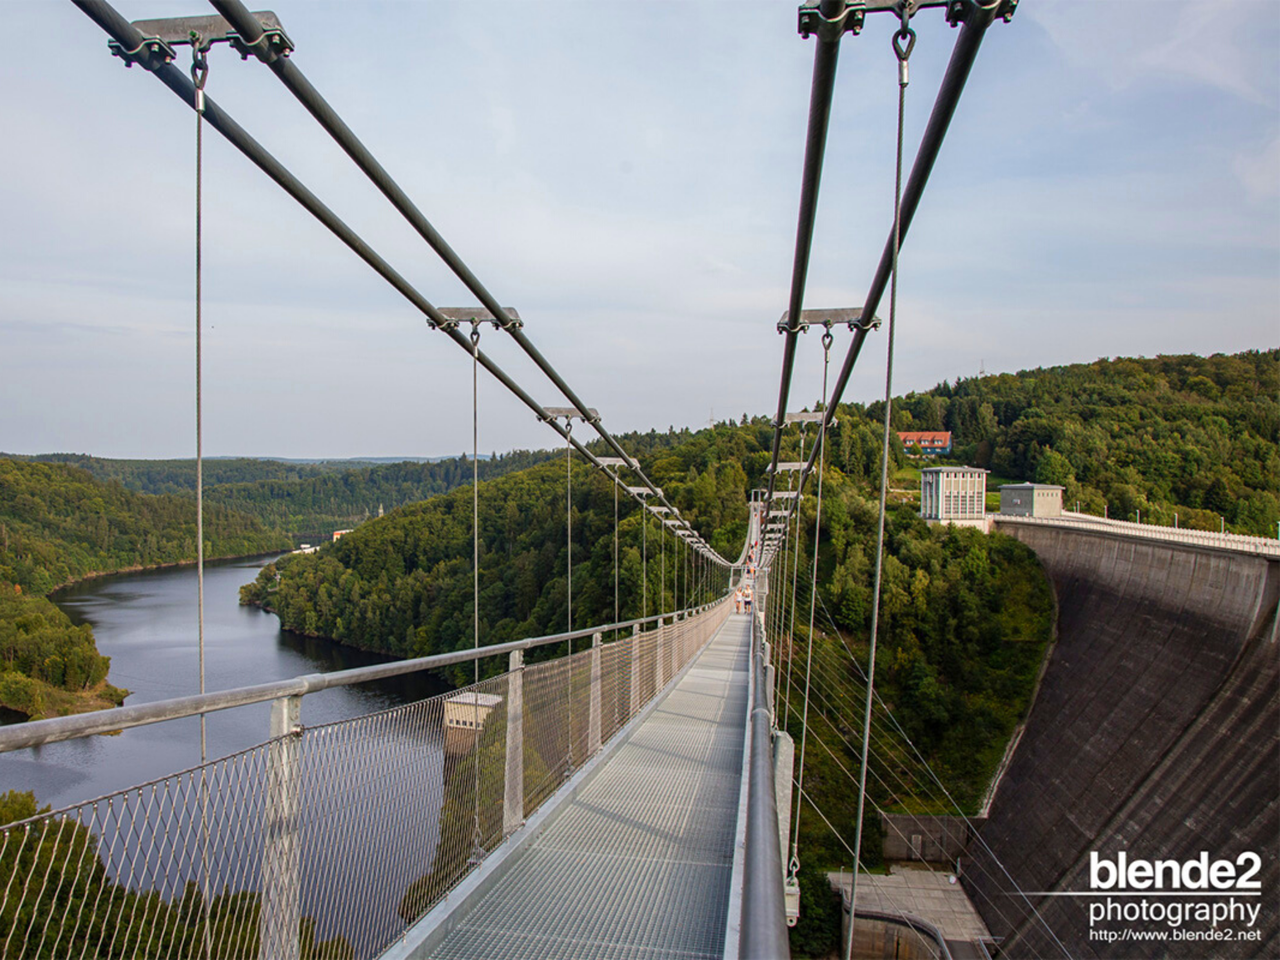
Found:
[0,554,447,812]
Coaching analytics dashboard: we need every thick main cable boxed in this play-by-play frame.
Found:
[74,0,732,572]
[765,1,1003,524]
[766,6,844,501]
[207,0,694,542]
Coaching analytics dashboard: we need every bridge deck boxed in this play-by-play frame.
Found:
[429,614,751,960]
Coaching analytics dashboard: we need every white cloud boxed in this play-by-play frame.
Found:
[1027,0,1276,105]
[1234,133,1280,200]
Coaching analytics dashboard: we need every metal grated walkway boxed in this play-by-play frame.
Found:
[429,615,752,960]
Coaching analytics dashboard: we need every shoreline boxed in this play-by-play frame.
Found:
[48,549,291,598]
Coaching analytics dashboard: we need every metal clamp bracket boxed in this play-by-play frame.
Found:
[229,26,294,64]
[541,405,600,424]
[108,35,177,71]
[798,0,867,40]
[946,0,1017,28]
[799,0,1015,38]
[434,306,522,333]
[109,12,293,70]
[777,307,881,334]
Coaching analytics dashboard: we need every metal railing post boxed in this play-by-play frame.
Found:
[630,624,642,718]
[588,632,602,756]
[261,694,302,960]
[656,617,667,689]
[504,649,525,836]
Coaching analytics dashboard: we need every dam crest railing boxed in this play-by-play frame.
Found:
[994,511,1280,558]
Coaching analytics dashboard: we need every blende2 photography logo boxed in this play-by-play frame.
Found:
[1048,849,1266,952]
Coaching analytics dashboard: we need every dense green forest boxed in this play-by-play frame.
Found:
[241,409,1052,874]
[892,348,1279,535]
[0,584,127,719]
[0,460,290,595]
[0,790,353,958]
[10,450,559,541]
[5,347,1269,882]
[0,459,289,718]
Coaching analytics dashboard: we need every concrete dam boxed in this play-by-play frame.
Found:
[963,522,1279,958]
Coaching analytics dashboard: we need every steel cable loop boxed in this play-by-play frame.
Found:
[845,27,911,960]
[788,332,833,885]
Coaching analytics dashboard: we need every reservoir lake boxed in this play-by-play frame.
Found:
[0,554,448,813]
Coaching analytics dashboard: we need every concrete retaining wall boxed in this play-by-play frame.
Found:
[882,814,982,865]
[963,524,1279,958]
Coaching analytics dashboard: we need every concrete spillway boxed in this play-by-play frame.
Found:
[964,524,1279,958]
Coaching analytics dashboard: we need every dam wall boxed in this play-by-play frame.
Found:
[963,523,1279,958]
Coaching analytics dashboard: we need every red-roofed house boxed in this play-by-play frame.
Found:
[897,431,952,456]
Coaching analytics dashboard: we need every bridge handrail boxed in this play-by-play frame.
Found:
[0,603,721,754]
[994,512,1280,558]
[740,608,790,959]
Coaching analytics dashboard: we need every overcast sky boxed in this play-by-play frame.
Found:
[1,1,1276,460]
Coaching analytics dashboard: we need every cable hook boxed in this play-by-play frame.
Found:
[189,32,210,113]
[893,3,916,85]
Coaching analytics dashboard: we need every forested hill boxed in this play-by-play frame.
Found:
[893,348,1279,535]
[242,414,1054,842]
[7,450,559,541]
[0,459,288,719]
[0,459,290,595]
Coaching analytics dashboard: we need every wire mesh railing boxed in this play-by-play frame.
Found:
[0,600,731,960]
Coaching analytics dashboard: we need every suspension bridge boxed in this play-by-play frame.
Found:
[2,2,1277,959]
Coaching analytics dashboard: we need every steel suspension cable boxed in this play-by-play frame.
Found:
[190,37,213,960]
[470,325,483,861]
[807,589,1072,955]
[207,0,700,545]
[614,476,619,629]
[780,568,1069,955]
[846,21,912,958]
[565,424,573,634]
[774,1,1006,517]
[784,425,807,723]
[773,459,794,722]
[765,2,844,501]
[69,0,744,576]
[641,508,647,620]
[191,37,208,770]
[788,331,833,888]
